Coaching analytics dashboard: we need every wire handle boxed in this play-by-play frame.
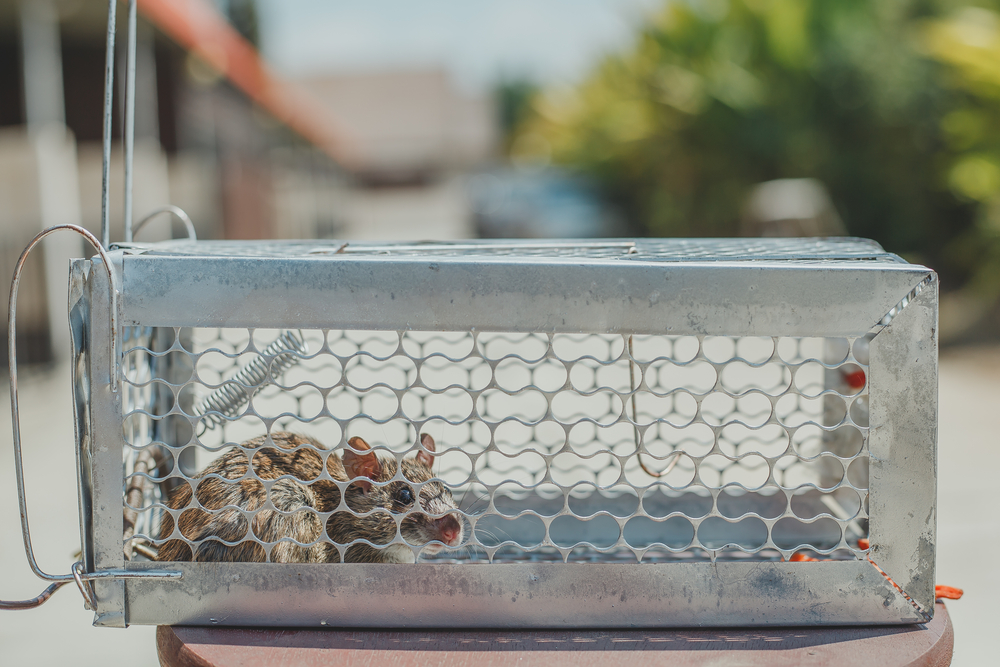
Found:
[100,0,117,248]
[3,225,120,612]
[131,205,198,242]
[0,581,70,611]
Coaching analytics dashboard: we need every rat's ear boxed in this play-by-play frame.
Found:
[343,436,380,493]
[416,433,436,469]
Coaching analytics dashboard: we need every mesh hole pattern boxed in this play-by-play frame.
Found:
[121,328,870,564]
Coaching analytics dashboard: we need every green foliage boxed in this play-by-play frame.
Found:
[516,0,1000,295]
[215,0,260,46]
[497,79,540,151]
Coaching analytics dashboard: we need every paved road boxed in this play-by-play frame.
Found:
[1,345,996,666]
[935,345,1000,667]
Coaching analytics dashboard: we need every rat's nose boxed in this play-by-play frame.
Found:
[434,515,462,546]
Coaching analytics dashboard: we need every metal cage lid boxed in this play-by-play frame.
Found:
[110,236,909,264]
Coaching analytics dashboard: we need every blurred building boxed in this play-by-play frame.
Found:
[0,1,509,366]
[0,0,345,363]
[299,68,498,240]
[741,178,847,238]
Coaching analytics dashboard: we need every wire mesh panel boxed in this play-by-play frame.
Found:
[71,238,937,627]
[121,328,871,566]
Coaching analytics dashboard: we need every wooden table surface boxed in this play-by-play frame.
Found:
[157,602,953,667]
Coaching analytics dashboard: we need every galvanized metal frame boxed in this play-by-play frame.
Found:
[122,560,919,627]
[116,251,926,337]
[68,239,937,627]
[82,253,127,626]
[869,280,938,612]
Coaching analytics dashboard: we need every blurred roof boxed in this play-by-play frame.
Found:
[137,0,350,163]
[0,0,349,164]
[298,68,495,179]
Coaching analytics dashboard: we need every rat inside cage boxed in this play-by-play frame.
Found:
[120,325,872,567]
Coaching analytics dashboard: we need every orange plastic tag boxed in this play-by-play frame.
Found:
[935,585,964,600]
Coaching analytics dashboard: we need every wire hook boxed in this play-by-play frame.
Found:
[628,335,683,478]
[131,205,198,242]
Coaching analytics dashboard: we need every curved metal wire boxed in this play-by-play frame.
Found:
[0,581,70,611]
[7,225,119,585]
[71,562,97,611]
[628,335,682,478]
[131,205,198,242]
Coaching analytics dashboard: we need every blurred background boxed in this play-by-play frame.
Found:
[0,1,998,666]
[2,0,1000,363]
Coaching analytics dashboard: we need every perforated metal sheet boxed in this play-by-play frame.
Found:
[121,328,871,566]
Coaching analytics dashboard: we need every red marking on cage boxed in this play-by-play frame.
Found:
[843,369,867,389]
[858,538,870,550]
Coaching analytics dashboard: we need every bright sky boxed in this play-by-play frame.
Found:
[255,0,663,90]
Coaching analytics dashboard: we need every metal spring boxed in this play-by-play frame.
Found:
[195,330,308,430]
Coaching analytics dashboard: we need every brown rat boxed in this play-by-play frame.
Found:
[156,432,463,563]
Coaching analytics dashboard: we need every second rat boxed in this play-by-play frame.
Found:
[156,432,463,563]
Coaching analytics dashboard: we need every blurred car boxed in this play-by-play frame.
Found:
[468,167,624,238]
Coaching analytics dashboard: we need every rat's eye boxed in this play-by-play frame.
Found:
[395,486,415,506]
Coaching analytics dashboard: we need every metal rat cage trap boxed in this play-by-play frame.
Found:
[3,3,938,630]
